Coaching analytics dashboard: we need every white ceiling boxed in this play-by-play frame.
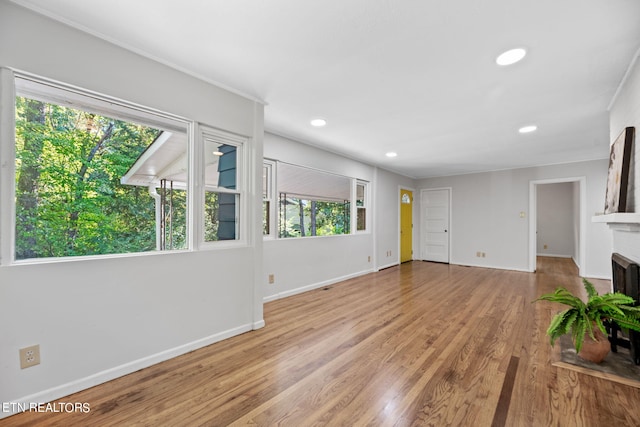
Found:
[12,0,640,178]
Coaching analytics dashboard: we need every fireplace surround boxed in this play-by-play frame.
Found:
[609,253,640,365]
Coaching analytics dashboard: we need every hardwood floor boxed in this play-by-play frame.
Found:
[3,257,640,426]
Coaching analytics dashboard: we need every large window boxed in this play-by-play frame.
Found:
[277,163,352,238]
[12,75,190,260]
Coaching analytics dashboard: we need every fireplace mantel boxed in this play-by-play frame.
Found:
[592,213,640,232]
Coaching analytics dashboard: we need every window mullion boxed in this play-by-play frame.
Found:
[190,121,202,251]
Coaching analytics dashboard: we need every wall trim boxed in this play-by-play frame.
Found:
[9,1,266,105]
[608,45,640,111]
[0,323,253,419]
[263,294,280,303]
[536,253,573,258]
[451,261,531,273]
[585,274,612,280]
[252,320,266,330]
[263,269,374,302]
[376,262,400,271]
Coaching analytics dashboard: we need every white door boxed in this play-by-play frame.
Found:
[421,188,450,263]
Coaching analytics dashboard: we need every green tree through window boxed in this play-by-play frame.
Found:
[15,96,186,259]
[279,195,350,238]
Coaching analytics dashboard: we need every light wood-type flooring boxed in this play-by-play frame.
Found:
[3,257,640,426]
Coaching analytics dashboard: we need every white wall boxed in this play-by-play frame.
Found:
[416,160,611,278]
[262,133,415,300]
[609,51,640,263]
[536,182,575,258]
[0,2,263,414]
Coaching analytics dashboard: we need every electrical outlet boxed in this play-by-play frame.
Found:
[481,252,486,258]
[268,274,275,284]
[367,255,371,262]
[544,244,548,249]
[476,251,481,257]
[19,345,40,369]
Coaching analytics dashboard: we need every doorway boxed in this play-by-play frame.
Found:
[529,177,586,275]
[400,189,413,263]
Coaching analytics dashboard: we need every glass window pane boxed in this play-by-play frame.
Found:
[157,181,188,251]
[357,207,366,231]
[279,195,350,238]
[14,94,188,259]
[263,200,270,235]
[356,183,365,207]
[277,162,350,201]
[262,162,273,236]
[201,127,243,244]
[204,191,238,241]
[204,141,237,190]
[262,165,270,199]
[277,162,352,238]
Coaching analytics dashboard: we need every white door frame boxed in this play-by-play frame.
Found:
[420,187,452,263]
[528,177,586,275]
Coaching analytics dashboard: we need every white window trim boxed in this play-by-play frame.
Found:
[354,179,370,233]
[273,160,372,239]
[1,69,254,264]
[197,124,248,249]
[263,159,276,239]
[5,71,194,264]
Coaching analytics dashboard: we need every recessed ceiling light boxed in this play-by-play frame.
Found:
[496,48,527,66]
[519,125,537,134]
[385,152,397,158]
[310,118,327,127]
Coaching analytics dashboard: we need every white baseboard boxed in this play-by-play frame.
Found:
[584,274,612,280]
[536,253,572,258]
[263,293,280,303]
[452,261,531,273]
[375,261,399,271]
[263,269,374,302]
[0,323,253,419]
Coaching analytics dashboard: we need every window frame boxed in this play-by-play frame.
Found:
[262,159,276,238]
[354,180,369,233]
[197,124,247,249]
[8,73,193,264]
[273,161,371,240]
[0,69,252,266]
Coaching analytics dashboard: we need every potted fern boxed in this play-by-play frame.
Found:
[535,278,640,363]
